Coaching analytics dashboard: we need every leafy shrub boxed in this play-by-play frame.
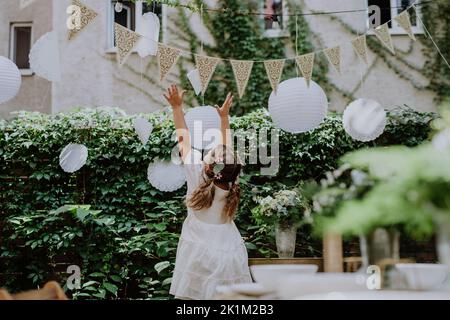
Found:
[0,106,435,299]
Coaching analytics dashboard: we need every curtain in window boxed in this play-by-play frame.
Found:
[14,27,31,69]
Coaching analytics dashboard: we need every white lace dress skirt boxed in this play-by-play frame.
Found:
[169,212,252,300]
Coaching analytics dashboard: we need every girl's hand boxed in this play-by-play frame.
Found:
[164,84,186,110]
[215,92,234,118]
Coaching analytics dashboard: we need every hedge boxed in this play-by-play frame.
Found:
[0,106,435,299]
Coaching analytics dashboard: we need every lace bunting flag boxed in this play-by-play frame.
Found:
[374,23,395,54]
[351,35,369,64]
[230,60,254,98]
[323,46,341,74]
[196,55,220,95]
[264,59,285,93]
[114,23,141,66]
[68,0,98,41]
[295,53,315,87]
[394,11,416,41]
[158,43,182,82]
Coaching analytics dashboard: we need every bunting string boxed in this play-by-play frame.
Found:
[97,0,428,64]
[132,0,424,63]
[69,0,450,96]
[149,0,433,18]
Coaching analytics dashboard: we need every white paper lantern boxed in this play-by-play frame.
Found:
[59,143,88,173]
[187,69,202,96]
[268,77,328,133]
[0,56,21,104]
[136,12,160,58]
[29,31,61,82]
[133,117,153,145]
[343,99,387,142]
[147,160,186,192]
[185,106,221,150]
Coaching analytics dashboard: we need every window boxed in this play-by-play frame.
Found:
[108,0,164,50]
[367,0,423,34]
[262,0,288,38]
[9,23,33,75]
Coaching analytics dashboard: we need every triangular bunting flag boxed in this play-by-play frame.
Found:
[323,46,341,74]
[374,23,395,54]
[264,59,285,93]
[295,53,315,87]
[68,0,98,41]
[195,55,220,95]
[351,35,369,64]
[158,43,182,82]
[394,11,416,41]
[114,23,141,66]
[230,60,254,98]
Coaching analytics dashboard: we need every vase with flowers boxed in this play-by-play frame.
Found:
[252,189,310,258]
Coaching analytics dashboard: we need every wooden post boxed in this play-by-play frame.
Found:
[323,232,343,272]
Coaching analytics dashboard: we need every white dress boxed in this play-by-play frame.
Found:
[169,151,252,300]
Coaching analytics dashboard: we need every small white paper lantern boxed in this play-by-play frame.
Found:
[59,143,88,173]
[185,106,221,150]
[133,117,153,145]
[147,160,186,192]
[268,77,328,133]
[136,12,160,57]
[0,56,21,104]
[29,31,61,82]
[187,69,202,96]
[343,99,387,142]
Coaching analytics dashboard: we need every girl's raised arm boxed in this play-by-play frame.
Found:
[215,92,234,147]
[164,85,191,160]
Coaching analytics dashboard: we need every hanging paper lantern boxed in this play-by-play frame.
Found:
[0,56,22,104]
[185,106,221,150]
[147,160,186,192]
[59,143,88,173]
[268,77,328,133]
[136,12,160,57]
[29,31,61,82]
[133,117,153,145]
[343,99,387,142]
[187,69,202,96]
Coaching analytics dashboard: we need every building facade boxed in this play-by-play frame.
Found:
[0,0,438,119]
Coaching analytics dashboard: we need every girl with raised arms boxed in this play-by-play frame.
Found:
[164,85,252,300]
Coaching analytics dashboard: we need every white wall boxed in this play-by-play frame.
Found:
[1,0,439,118]
[52,0,167,114]
[0,0,53,118]
[302,0,436,112]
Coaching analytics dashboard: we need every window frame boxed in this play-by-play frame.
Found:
[261,0,289,38]
[366,0,423,35]
[106,0,166,52]
[9,22,33,76]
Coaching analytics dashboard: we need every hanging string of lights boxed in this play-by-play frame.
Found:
[140,0,433,18]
